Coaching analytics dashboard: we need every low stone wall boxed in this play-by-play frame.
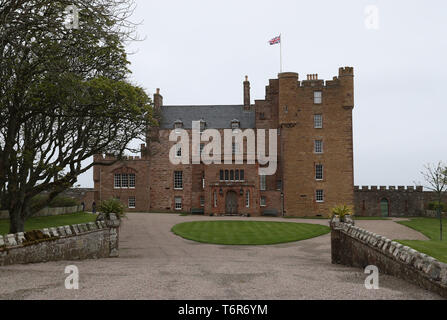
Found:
[424,210,446,218]
[0,205,83,220]
[0,214,120,266]
[331,220,447,298]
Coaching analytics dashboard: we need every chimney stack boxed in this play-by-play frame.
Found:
[154,88,163,109]
[243,75,250,110]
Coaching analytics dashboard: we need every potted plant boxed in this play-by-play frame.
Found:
[330,204,354,223]
[97,198,126,227]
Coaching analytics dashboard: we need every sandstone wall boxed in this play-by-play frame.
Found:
[354,186,447,217]
[331,221,447,298]
[0,205,84,220]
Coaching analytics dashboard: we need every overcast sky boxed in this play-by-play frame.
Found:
[77,0,447,188]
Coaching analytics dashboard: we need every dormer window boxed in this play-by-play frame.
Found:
[231,119,240,132]
[174,120,183,132]
[199,119,206,133]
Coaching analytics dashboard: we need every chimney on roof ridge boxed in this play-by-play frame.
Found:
[243,75,250,110]
[154,88,163,109]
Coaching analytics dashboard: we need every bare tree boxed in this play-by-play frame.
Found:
[421,162,447,240]
[0,0,156,233]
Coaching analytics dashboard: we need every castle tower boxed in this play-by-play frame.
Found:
[276,68,354,216]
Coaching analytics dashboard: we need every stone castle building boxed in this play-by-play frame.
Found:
[91,67,355,217]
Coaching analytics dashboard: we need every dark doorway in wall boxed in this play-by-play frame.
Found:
[225,191,238,215]
[380,198,389,217]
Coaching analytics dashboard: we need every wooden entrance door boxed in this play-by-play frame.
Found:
[225,191,238,215]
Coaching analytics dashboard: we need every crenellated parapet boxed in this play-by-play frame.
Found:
[355,186,424,192]
[93,144,147,162]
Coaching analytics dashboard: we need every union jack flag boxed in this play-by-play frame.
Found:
[269,35,281,45]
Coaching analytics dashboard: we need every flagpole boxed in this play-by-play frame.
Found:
[280,33,283,73]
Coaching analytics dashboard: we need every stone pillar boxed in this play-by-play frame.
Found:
[102,213,121,257]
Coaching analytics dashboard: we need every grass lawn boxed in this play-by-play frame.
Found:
[396,217,447,263]
[0,212,97,235]
[171,220,330,245]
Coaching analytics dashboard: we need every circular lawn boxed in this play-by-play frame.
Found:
[171,220,330,245]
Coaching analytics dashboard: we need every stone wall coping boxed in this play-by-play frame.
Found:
[331,221,447,286]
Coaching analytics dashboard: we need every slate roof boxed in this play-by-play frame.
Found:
[159,105,255,129]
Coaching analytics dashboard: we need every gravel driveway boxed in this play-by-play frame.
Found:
[0,213,442,300]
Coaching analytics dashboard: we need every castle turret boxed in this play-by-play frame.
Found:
[278,72,298,124]
[338,67,354,109]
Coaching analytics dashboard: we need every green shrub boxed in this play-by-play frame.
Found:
[49,196,79,208]
[30,195,80,208]
[98,198,125,218]
[428,201,446,211]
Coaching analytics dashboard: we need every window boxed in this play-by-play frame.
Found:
[174,197,182,210]
[221,169,245,182]
[260,196,266,207]
[231,120,240,131]
[214,191,217,207]
[199,120,205,133]
[200,196,205,207]
[314,140,323,153]
[115,173,135,188]
[316,190,324,202]
[121,173,128,188]
[314,91,322,104]
[176,144,182,157]
[128,196,136,209]
[200,143,205,155]
[129,174,136,188]
[314,114,323,128]
[260,175,266,191]
[276,180,282,191]
[232,143,239,154]
[114,174,121,188]
[259,112,265,120]
[174,171,183,189]
[246,191,250,208]
[220,170,224,181]
[174,120,183,133]
[202,172,205,189]
[315,164,323,180]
